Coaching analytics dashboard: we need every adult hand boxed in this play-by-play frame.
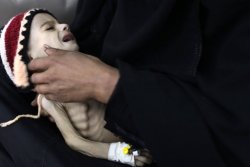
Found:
[28,45,119,103]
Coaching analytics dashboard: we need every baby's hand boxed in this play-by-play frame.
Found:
[135,149,152,167]
[108,142,152,166]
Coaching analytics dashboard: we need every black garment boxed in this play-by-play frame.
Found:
[0,143,15,167]
[0,49,129,166]
[71,0,250,166]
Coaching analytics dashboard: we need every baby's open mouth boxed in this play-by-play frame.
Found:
[63,33,75,42]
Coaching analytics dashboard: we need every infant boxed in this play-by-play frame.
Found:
[0,8,151,166]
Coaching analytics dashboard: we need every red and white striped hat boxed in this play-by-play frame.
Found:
[0,8,54,90]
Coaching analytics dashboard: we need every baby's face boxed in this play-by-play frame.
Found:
[28,13,79,59]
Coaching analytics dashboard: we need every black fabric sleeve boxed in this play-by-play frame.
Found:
[70,0,250,166]
[105,1,250,167]
[105,60,227,167]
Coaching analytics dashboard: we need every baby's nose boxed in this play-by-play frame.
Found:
[59,23,70,31]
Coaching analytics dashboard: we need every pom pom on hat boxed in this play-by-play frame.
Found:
[0,8,54,90]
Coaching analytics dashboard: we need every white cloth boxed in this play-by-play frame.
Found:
[108,142,138,166]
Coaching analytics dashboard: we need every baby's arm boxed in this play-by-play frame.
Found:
[39,95,109,158]
[40,95,152,166]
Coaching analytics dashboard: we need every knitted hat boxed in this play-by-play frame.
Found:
[0,9,55,128]
[0,8,54,90]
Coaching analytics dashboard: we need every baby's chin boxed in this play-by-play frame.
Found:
[70,45,79,52]
[62,43,79,52]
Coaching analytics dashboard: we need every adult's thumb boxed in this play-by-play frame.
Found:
[43,44,62,56]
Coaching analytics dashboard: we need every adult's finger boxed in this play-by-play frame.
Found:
[28,45,63,71]
[44,94,60,102]
[44,44,69,57]
[34,84,51,94]
[28,57,51,71]
[31,72,50,84]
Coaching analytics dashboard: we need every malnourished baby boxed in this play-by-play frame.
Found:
[0,8,151,166]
